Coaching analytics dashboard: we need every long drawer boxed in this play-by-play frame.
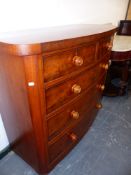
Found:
[48,104,99,164]
[43,43,97,82]
[45,65,99,113]
[47,85,99,140]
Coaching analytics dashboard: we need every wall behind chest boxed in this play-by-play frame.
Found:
[0,0,129,152]
[126,0,131,19]
[0,0,129,33]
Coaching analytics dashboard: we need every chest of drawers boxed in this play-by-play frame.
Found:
[0,24,116,174]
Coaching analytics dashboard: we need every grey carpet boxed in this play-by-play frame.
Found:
[0,94,131,175]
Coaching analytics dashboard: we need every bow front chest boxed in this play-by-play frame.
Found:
[0,24,116,174]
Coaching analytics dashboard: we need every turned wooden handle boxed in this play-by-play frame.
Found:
[72,84,81,94]
[71,110,79,119]
[107,43,112,50]
[100,63,109,70]
[73,56,83,66]
[69,133,78,142]
[100,85,105,91]
[97,84,105,91]
[96,103,102,109]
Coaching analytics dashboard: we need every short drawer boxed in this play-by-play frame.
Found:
[47,86,97,140]
[46,66,99,113]
[48,105,98,163]
[43,43,96,82]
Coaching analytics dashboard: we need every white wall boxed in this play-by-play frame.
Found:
[0,0,129,151]
[0,0,129,33]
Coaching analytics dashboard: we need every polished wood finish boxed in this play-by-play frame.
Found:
[43,44,96,82]
[0,25,116,174]
[0,49,43,172]
[47,86,97,140]
[48,101,99,166]
[46,66,99,113]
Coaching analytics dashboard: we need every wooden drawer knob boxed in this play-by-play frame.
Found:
[71,110,79,119]
[73,56,83,66]
[107,43,112,50]
[97,84,105,91]
[100,63,109,70]
[69,133,78,142]
[72,84,81,94]
[96,103,102,109]
[100,85,105,91]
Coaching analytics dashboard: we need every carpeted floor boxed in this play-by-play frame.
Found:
[0,94,131,175]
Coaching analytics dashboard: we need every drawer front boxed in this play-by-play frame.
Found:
[43,44,96,82]
[46,66,99,113]
[47,86,97,140]
[77,43,97,65]
[48,105,98,163]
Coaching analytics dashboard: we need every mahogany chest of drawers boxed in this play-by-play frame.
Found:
[0,24,116,174]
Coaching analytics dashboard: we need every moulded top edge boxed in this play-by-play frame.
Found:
[0,24,116,45]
